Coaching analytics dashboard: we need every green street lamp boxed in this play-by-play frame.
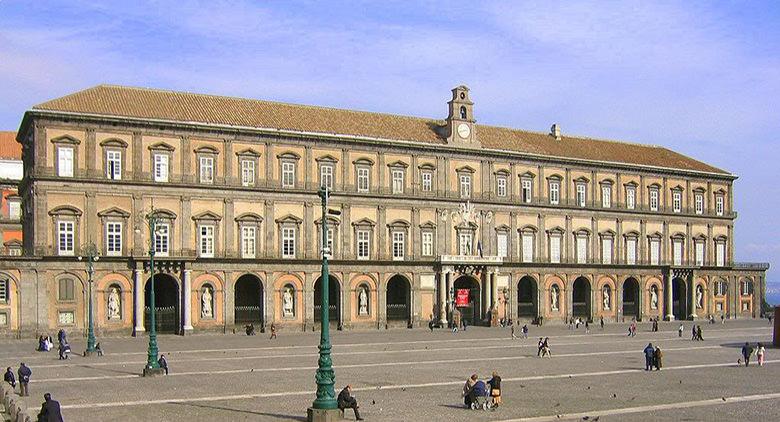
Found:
[78,242,99,356]
[141,206,165,376]
[308,186,340,420]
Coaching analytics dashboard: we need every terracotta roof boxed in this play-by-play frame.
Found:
[31,85,729,175]
[0,131,21,160]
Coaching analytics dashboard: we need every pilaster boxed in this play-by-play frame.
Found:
[85,128,96,177]
[378,205,386,260]
[264,200,275,258]
[133,269,144,333]
[182,270,193,332]
[223,198,234,257]
[181,196,192,257]
[180,135,191,183]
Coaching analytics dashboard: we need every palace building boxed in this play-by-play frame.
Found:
[0,84,769,336]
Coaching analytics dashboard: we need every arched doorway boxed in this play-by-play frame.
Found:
[454,276,481,326]
[314,275,341,326]
[572,277,591,320]
[234,274,264,326]
[672,278,687,320]
[386,275,411,325]
[516,276,538,319]
[622,278,640,320]
[144,273,179,334]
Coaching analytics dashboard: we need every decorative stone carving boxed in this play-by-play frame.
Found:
[602,286,610,310]
[696,285,704,309]
[201,287,213,318]
[283,287,294,317]
[650,285,659,310]
[358,286,368,316]
[107,287,121,320]
[550,285,559,311]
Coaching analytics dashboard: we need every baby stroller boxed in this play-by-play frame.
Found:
[469,380,495,411]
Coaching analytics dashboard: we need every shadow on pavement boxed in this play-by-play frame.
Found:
[174,402,307,421]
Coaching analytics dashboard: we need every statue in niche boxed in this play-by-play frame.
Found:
[696,285,704,309]
[358,287,368,315]
[201,287,213,318]
[107,287,121,320]
[550,285,559,311]
[650,285,659,310]
[283,287,294,317]
[603,286,610,310]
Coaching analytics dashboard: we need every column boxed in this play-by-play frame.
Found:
[445,270,453,322]
[264,141,273,187]
[304,202,314,259]
[182,269,193,332]
[491,272,498,310]
[223,138,233,186]
[264,200,274,258]
[181,196,192,256]
[341,148,349,191]
[340,204,351,260]
[224,198,234,257]
[180,135,191,183]
[639,219,647,264]
[85,192,96,244]
[304,145,312,190]
[438,272,448,324]
[132,131,143,180]
[689,272,697,319]
[411,207,420,259]
[378,205,386,259]
[482,272,491,320]
[133,269,145,333]
[565,216,573,263]
[665,272,674,320]
[615,281,623,323]
[509,212,517,261]
[85,128,96,177]
[132,194,143,256]
[566,277,574,320]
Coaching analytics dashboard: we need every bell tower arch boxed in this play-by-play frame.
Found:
[446,85,479,147]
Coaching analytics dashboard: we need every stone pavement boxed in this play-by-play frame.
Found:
[0,320,777,421]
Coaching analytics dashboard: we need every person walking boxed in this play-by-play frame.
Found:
[653,347,663,371]
[740,342,753,367]
[58,341,69,360]
[57,329,67,346]
[337,385,364,420]
[757,343,766,366]
[721,314,725,324]
[510,324,517,340]
[678,323,684,338]
[18,362,31,396]
[696,325,703,341]
[4,367,15,389]
[542,337,551,357]
[158,354,169,375]
[522,324,529,339]
[585,320,590,334]
[643,343,655,371]
[37,392,64,422]
[269,323,277,340]
[691,325,697,341]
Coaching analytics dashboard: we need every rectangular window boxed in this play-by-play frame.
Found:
[602,237,613,264]
[672,240,683,266]
[392,231,405,260]
[716,243,726,266]
[521,233,534,263]
[626,238,637,265]
[549,181,560,205]
[460,174,471,198]
[550,235,562,263]
[357,230,370,259]
[241,226,256,258]
[422,232,434,256]
[672,191,682,213]
[58,279,75,302]
[320,165,334,190]
[602,185,612,208]
[392,169,404,194]
[650,239,660,265]
[695,241,704,266]
[282,227,296,258]
[522,179,533,203]
[241,160,255,187]
[497,232,508,258]
[154,223,169,256]
[421,171,432,192]
[58,147,74,177]
[199,225,214,257]
[282,162,295,188]
[106,222,122,256]
[497,177,507,197]
[715,196,724,216]
[106,150,121,180]
[695,193,703,214]
[58,221,74,256]
[459,233,473,256]
[0,280,7,303]
[357,167,370,192]
[8,200,20,219]
[200,156,214,184]
[576,236,587,264]
[626,186,636,210]
[649,189,659,211]
[154,154,169,182]
[576,184,586,207]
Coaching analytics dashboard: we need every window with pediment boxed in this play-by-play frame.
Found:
[49,206,82,256]
[100,138,127,181]
[235,213,263,259]
[353,158,374,193]
[236,149,261,187]
[278,152,300,189]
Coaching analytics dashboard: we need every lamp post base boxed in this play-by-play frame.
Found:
[142,367,166,377]
[307,408,343,422]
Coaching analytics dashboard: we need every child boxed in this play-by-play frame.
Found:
[488,371,502,407]
[757,343,766,366]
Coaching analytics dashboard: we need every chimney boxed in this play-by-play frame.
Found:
[550,123,561,140]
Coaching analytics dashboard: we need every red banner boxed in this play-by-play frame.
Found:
[456,289,470,306]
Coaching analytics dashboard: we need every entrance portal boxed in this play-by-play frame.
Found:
[234,274,264,326]
[314,276,341,326]
[672,278,688,320]
[622,278,640,320]
[516,276,538,318]
[572,277,591,320]
[144,273,180,334]
[454,276,481,326]
[386,275,411,325]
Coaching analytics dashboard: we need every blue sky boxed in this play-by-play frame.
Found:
[1,1,778,283]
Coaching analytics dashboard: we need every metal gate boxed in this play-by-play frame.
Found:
[144,305,179,334]
[386,303,409,320]
[235,305,262,325]
[314,304,338,322]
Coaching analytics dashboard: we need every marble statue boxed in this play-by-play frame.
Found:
[201,287,213,318]
[696,285,704,309]
[359,287,368,315]
[107,287,120,320]
[650,286,659,310]
[283,287,294,317]
[603,286,610,310]
[550,285,559,311]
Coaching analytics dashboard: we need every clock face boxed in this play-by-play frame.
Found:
[457,123,471,139]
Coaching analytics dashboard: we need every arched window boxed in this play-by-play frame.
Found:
[282,284,296,318]
[58,278,75,302]
[459,106,467,119]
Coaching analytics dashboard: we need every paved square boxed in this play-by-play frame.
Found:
[2,320,777,421]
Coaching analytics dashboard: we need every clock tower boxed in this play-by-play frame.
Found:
[445,85,479,147]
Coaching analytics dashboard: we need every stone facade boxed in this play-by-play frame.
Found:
[0,85,768,337]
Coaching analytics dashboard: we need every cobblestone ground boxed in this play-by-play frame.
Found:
[1,320,777,421]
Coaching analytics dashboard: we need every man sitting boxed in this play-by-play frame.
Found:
[37,392,64,422]
[337,385,363,421]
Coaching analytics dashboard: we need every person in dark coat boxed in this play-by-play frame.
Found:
[337,385,363,421]
[643,343,655,371]
[18,362,31,396]
[741,342,753,367]
[57,329,66,345]
[696,325,703,341]
[487,371,502,406]
[653,347,663,370]
[4,367,15,389]
[37,392,64,422]
[158,354,169,375]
